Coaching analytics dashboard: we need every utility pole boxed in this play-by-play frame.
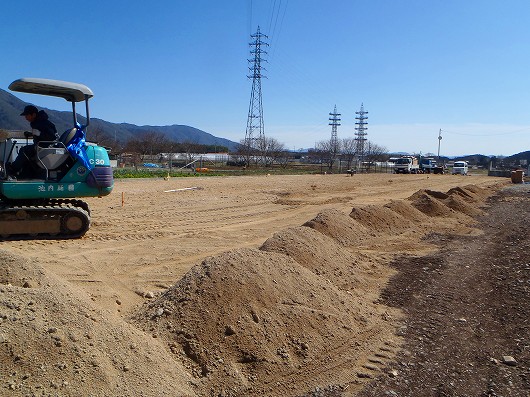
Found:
[244,26,268,166]
[329,105,341,170]
[437,129,442,162]
[354,103,368,171]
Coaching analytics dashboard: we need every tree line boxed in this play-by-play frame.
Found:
[87,128,229,165]
[88,126,389,170]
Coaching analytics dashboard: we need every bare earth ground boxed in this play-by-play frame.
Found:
[0,173,527,396]
[357,184,530,397]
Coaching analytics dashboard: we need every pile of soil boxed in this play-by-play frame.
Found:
[130,183,503,396]
[260,226,364,290]
[349,205,413,233]
[2,177,521,397]
[446,186,480,202]
[0,252,194,396]
[302,209,369,246]
[408,189,450,201]
[383,200,431,224]
[443,194,484,217]
[131,246,400,396]
[409,192,460,218]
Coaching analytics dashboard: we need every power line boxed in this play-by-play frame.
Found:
[443,127,530,137]
[270,0,282,42]
[267,0,278,37]
[248,0,253,37]
[270,0,288,60]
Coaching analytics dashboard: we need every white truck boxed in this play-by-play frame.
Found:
[452,161,468,175]
[394,156,420,174]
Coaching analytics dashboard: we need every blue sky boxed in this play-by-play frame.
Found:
[1,0,529,156]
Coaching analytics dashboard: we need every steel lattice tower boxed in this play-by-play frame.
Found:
[354,103,368,167]
[329,105,341,149]
[244,26,269,164]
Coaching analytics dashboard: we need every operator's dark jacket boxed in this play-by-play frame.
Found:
[30,110,58,143]
[10,110,58,175]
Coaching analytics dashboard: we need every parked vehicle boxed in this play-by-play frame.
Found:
[419,158,436,173]
[394,156,419,174]
[452,161,468,175]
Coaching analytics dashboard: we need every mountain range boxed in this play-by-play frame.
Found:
[0,88,238,150]
[1,88,528,163]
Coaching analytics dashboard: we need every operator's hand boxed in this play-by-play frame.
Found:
[24,131,33,138]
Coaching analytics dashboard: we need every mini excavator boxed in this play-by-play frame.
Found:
[0,78,113,239]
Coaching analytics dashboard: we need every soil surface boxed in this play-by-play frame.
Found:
[1,173,527,396]
[358,184,530,397]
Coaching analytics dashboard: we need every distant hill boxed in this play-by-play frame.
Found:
[505,150,530,163]
[0,88,238,150]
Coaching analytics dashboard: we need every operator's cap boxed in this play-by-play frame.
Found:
[20,105,38,116]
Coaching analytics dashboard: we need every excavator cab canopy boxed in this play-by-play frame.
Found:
[9,78,93,126]
[9,78,93,102]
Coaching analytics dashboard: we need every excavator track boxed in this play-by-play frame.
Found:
[0,200,90,240]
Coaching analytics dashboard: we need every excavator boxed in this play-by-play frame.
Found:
[0,78,113,239]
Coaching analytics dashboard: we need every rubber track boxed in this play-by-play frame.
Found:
[0,200,90,240]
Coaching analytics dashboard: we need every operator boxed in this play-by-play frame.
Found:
[8,105,58,177]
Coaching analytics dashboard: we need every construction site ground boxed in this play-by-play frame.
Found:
[0,173,528,396]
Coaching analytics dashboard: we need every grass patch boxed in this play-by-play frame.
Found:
[113,165,326,179]
[113,169,221,179]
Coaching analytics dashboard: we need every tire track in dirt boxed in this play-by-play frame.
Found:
[358,185,530,397]
[131,182,504,396]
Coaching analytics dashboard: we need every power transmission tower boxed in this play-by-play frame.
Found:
[329,105,341,149]
[354,103,368,170]
[329,105,341,170]
[244,26,268,166]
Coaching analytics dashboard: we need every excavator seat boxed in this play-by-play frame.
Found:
[36,128,77,171]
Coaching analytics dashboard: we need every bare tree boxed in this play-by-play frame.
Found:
[180,140,203,166]
[237,138,259,167]
[340,137,358,170]
[364,141,388,171]
[86,125,110,145]
[262,137,286,166]
[307,147,327,167]
[161,140,182,171]
[124,131,169,165]
[228,141,250,166]
[86,125,124,155]
[315,138,340,171]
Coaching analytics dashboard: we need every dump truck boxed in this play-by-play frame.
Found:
[394,156,419,174]
[420,157,445,174]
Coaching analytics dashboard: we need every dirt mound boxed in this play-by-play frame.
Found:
[0,176,507,397]
[0,250,194,397]
[132,248,400,396]
[349,205,413,233]
[383,200,431,224]
[406,185,490,218]
[302,208,369,246]
[0,251,47,288]
[408,189,450,201]
[446,186,480,202]
[260,226,363,291]
[442,194,484,217]
[408,192,457,218]
[462,184,491,199]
